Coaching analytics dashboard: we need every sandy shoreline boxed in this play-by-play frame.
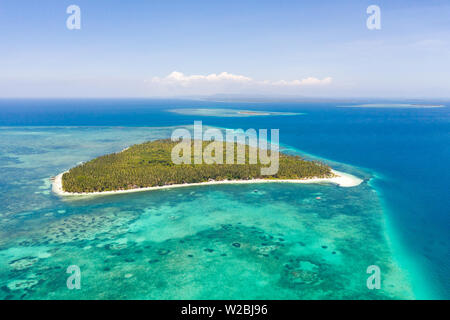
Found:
[51,169,363,197]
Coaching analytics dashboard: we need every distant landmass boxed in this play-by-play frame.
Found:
[168,108,302,117]
[338,103,445,108]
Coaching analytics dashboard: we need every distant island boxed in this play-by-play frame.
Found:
[237,111,271,115]
[53,139,362,196]
[338,103,445,109]
[168,108,302,117]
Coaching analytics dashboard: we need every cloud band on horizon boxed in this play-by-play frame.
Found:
[149,71,332,88]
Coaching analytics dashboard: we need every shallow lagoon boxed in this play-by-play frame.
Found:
[0,126,413,299]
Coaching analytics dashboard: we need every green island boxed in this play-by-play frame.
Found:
[61,139,332,193]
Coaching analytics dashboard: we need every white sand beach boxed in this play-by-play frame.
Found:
[51,169,363,197]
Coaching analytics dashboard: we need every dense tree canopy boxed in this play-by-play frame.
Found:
[62,139,332,193]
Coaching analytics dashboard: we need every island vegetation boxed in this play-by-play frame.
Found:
[61,139,332,193]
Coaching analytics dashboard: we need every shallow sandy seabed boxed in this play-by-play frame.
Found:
[0,126,414,299]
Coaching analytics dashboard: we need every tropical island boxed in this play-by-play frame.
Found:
[52,139,362,196]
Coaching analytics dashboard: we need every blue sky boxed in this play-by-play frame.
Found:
[0,0,449,98]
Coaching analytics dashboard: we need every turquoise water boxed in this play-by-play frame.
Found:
[0,126,412,299]
[0,98,448,299]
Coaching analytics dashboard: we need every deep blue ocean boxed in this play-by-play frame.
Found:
[0,99,448,299]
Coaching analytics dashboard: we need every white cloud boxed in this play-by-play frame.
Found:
[150,71,332,87]
[271,77,333,86]
[152,71,253,86]
[146,71,333,96]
